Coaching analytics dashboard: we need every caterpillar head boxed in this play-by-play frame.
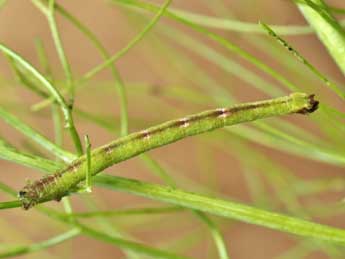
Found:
[18,184,39,210]
[294,93,319,114]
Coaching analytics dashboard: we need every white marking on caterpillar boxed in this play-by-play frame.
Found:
[217,108,229,118]
[104,146,113,154]
[142,130,151,140]
[180,118,190,128]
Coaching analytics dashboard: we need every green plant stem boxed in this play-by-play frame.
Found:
[158,22,284,97]
[81,0,172,81]
[141,14,345,165]
[296,0,345,75]
[94,174,345,245]
[26,205,195,259]
[67,206,184,218]
[143,3,345,35]
[0,182,195,259]
[194,212,229,259]
[48,1,129,136]
[35,38,54,81]
[140,154,177,187]
[0,229,80,259]
[140,155,229,259]
[48,0,74,96]
[164,7,315,35]
[260,22,345,99]
[32,6,148,254]
[4,172,345,244]
[227,124,345,166]
[1,221,192,259]
[0,44,83,155]
[0,145,61,173]
[31,0,75,99]
[74,222,194,259]
[112,0,299,92]
[31,0,82,155]
[0,207,192,259]
[0,106,73,162]
[0,200,21,210]
[30,0,169,136]
[7,56,49,98]
[4,144,345,246]
[0,145,172,255]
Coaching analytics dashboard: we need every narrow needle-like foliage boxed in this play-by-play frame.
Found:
[260,22,345,99]
[2,1,345,257]
[112,0,300,92]
[0,229,80,258]
[297,0,345,75]
[0,44,83,154]
[81,0,172,81]
[94,174,345,245]
[0,106,73,162]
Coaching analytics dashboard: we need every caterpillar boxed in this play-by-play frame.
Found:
[18,93,318,209]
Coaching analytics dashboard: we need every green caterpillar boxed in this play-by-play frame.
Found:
[19,93,318,209]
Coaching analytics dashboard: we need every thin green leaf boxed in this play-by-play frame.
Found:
[0,43,82,154]
[0,229,80,258]
[296,0,345,75]
[0,200,21,210]
[163,7,315,35]
[35,38,54,82]
[81,0,172,81]
[0,106,74,162]
[31,0,75,99]
[0,145,60,173]
[227,125,345,166]
[260,22,345,99]
[66,206,184,219]
[7,56,49,98]
[35,207,196,259]
[159,23,284,97]
[95,174,345,245]
[51,1,130,136]
[112,0,300,92]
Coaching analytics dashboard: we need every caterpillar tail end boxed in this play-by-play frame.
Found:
[18,189,35,210]
[297,94,319,114]
[18,183,41,210]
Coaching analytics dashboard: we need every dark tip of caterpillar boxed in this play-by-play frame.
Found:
[18,190,30,210]
[297,94,319,114]
[18,190,27,198]
[54,196,63,202]
[308,94,319,113]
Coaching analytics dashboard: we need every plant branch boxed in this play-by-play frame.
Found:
[80,0,172,81]
[296,0,345,75]
[0,44,83,155]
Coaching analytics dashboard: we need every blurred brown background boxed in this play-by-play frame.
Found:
[1,1,345,258]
